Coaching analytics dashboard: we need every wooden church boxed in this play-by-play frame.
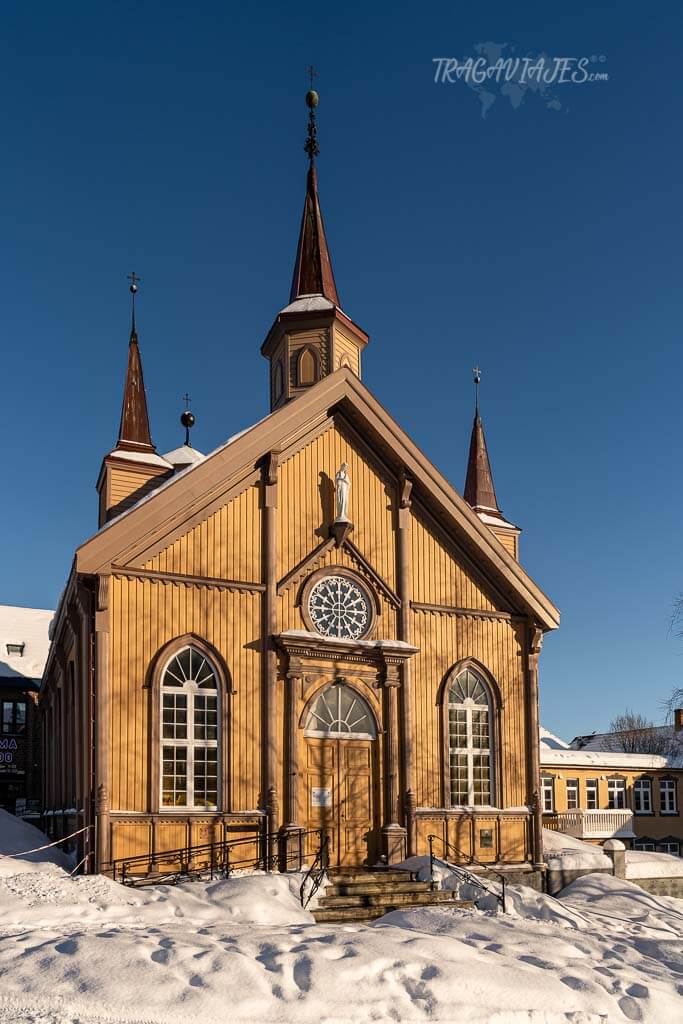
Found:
[40,91,559,882]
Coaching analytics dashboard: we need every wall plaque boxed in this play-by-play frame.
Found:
[311,786,332,808]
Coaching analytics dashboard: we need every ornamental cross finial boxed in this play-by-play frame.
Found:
[473,365,482,413]
[127,271,141,334]
[304,66,320,162]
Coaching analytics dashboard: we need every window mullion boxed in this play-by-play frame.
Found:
[187,691,195,808]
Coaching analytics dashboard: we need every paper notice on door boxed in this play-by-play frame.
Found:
[311,786,332,807]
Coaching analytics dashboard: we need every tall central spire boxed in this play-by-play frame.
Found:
[289,86,340,306]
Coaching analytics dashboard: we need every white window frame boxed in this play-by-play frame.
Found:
[586,778,598,810]
[659,840,680,856]
[160,646,220,811]
[304,684,376,740]
[607,777,626,810]
[541,775,555,813]
[447,670,494,807]
[660,779,678,815]
[633,778,653,814]
[566,778,580,811]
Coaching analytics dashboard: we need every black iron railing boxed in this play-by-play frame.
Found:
[427,834,508,913]
[109,827,326,888]
[300,832,330,908]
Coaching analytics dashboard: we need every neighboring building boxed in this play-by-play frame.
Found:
[0,604,53,818]
[539,720,683,855]
[40,93,560,879]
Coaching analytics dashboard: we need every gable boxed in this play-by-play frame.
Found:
[75,368,559,631]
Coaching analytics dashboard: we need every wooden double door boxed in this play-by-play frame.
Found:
[304,736,379,866]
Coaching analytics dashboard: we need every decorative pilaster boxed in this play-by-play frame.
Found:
[527,624,544,869]
[95,575,111,872]
[381,661,407,863]
[262,452,280,860]
[396,472,416,854]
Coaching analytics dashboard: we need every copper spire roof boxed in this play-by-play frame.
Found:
[463,410,501,516]
[116,284,155,452]
[289,88,340,306]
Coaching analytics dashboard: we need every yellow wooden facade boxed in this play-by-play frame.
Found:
[39,146,560,878]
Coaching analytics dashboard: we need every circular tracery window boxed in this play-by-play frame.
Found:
[307,573,372,640]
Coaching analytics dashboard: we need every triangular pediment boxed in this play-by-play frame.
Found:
[76,368,559,630]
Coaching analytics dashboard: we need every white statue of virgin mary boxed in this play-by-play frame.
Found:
[334,463,351,523]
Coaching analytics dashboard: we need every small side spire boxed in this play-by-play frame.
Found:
[463,367,501,516]
[289,76,340,305]
[117,273,155,451]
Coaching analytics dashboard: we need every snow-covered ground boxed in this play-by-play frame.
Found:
[1,813,682,1023]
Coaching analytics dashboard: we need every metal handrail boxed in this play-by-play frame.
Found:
[300,831,329,909]
[109,828,326,886]
[427,834,507,913]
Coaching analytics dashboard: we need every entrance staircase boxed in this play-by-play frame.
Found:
[312,867,475,923]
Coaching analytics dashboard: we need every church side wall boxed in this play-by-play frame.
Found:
[108,575,262,816]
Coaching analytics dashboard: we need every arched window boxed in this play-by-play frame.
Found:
[304,683,376,740]
[160,646,219,809]
[448,667,494,806]
[297,346,318,386]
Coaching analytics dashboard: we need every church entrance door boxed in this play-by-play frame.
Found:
[303,684,379,866]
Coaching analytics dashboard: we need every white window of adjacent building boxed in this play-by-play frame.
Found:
[541,775,555,813]
[160,646,219,810]
[660,779,677,815]
[607,777,626,810]
[633,838,656,852]
[447,668,494,806]
[633,778,652,814]
[566,779,580,810]
[660,840,680,856]
[586,778,599,810]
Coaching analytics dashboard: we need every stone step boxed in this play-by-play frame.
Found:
[326,869,414,885]
[312,897,476,924]
[318,889,469,910]
[324,879,434,897]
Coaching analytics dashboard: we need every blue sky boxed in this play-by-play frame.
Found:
[1,1,681,738]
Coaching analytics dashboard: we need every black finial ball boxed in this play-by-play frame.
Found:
[129,283,138,294]
[180,410,195,430]
[306,89,319,109]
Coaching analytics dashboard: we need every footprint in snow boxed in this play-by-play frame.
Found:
[518,954,555,970]
[188,974,205,988]
[560,976,591,991]
[292,953,312,993]
[54,939,78,955]
[618,995,643,1021]
[421,964,439,981]
[626,983,649,999]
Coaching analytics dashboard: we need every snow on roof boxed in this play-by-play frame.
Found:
[540,747,679,770]
[107,448,173,469]
[477,510,519,531]
[539,726,570,750]
[279,294,336,315]
[162,444,206,468]
[0,605,54,683]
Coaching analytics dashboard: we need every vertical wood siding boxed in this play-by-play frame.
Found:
[109,575,261,813]
[143,483,261,582]
[411,509,499,610]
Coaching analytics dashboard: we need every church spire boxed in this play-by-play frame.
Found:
[289,83,340,306]
[117,273,155,452]
[463,367,501,516]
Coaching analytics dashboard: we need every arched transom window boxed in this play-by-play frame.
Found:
[161,646,219,809]
[305,684,376,740]
[448,667,493,806]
